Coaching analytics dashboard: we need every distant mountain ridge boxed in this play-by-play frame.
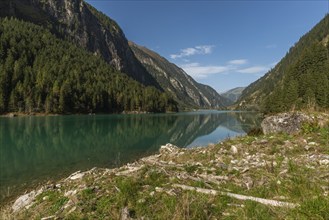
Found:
[221,87,245,103]
[129,42,230,108]
[0,0,227,110]
[238,14,329,112]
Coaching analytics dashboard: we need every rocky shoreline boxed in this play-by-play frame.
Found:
[1,112,328,219]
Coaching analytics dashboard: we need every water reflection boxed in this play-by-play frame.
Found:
[0,111,261,202]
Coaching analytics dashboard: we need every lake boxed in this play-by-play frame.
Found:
[0,111,261,203]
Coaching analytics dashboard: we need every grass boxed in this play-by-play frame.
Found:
[2,113,329,219]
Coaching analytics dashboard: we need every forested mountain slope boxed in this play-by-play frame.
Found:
[0,0,159,87]
[0,18,177,114]
[129,42,229,108]
[238,15,329,112]
[0,0,226,110]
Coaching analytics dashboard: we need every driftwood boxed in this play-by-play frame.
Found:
[116,165,145,176]
[141,158,185,168]
[198,174,229,185]
[173,184,298,208]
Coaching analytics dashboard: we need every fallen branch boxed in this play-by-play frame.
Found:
[198,174,229,185]
[116,165,144,176]
[141,158,185,168]
[172,184,298,208]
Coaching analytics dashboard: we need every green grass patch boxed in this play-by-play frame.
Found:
[184,164,199,174]
[36,190,68,214]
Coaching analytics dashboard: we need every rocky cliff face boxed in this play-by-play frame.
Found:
[0,0,159,87]
[129,42,229,108]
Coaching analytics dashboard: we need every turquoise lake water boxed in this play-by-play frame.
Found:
[0,111,261,203]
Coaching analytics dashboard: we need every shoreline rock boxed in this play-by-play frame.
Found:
[12,188,43,212]
[261,112,328,134]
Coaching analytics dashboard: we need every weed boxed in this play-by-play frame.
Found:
[237,200,276,220]
[80,188,95,200]
[115,177,142,207]
[302,122,320,134]
[184,164,199,174]
[51,197,68,213]
[289,196,329,219]
[247,127,263,136]
[144,169,167,187]
[35,190,68,214]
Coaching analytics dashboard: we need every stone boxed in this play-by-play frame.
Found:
[12,189,43,212]
[319,159,329,165]
[261,112,313,135]
[258,139,268,144]
[159,143,179,154]
[155,187,164,193]
[230,160,238,164]
[304,145,311,151]
[230,145,238,154]
[8,113,17,117]
[67,171,85,180]
[64,190,77,197]
[120,207,130,220]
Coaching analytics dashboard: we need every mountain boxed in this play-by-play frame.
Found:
[0,0,227,110]
[129,42,229,108]
[0,0,159,87]
[238,14,329,113]
[221,87,245,103]
[0,18,177,114]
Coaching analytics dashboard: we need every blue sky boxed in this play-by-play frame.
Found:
[85,0,328,93]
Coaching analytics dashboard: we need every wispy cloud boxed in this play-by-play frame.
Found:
[265,44,277,49]
[237,66,269,74]
[228,59,248,65]
[178,59,276,80]
[181,62,232,79]
[170,45,214,59]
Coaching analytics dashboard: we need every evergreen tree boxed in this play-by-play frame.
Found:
[0,18,178,114]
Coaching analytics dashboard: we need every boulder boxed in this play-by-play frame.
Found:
[159,143,180,154]
[12,189,43,212]
[261,112,312,135]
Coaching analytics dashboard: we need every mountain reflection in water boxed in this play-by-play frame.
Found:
[0,111,261,203]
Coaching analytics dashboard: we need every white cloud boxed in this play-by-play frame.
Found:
[237,66,269,74]
[177,59,276,80]
[170,45,214,59]
[228,59,248,65]
[181,63,231,79]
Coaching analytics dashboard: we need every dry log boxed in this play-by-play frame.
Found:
[172,184,298,208]
[116,165,144,176]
